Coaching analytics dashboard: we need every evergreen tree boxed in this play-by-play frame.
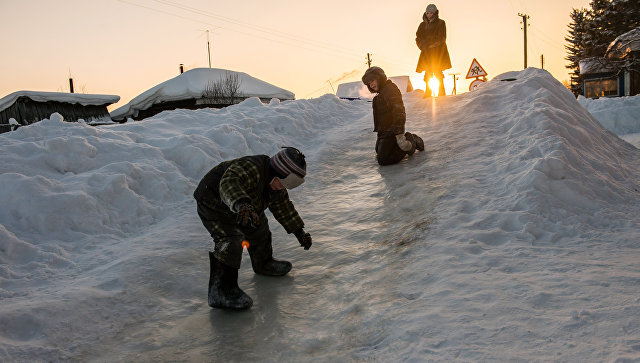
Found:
[583,0,613,57]
[565,0,640,96]
[607,0,640,47]
[565,8,588,95]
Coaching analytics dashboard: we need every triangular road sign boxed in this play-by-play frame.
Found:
[466,58,488,79]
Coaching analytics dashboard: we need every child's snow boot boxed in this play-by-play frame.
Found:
[413,134,425,151]
[252,258,292,276]
[405,132,425,152]
[208,252,253,310]
[248,239,292,276]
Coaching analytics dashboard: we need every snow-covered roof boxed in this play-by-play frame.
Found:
[579,57,620,75]
[336,76,414,100]
[0,91,120,113]
[606,27,640,60]
[110,68,295,119]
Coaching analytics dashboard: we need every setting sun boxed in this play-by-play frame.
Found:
[410,74,455,96]
[428,76,440,97]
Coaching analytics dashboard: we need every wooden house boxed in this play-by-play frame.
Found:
[580,28,640,98]
[0,91,120,133]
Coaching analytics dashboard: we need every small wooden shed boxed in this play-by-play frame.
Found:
[0,91,120,133]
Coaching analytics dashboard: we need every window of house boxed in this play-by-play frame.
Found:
[584,77,619,98]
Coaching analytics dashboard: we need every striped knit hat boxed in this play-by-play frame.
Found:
[269,147,306,189]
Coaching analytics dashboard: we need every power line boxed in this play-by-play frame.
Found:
[149,0,366,59]
[116,0,365,62]
[117,0,216,28]
[529,24,566,51]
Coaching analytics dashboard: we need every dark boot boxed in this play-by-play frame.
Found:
[412,133,425,151]
[402,132,415,156]
[248,236,292,276]
[252,258,292,276]
[404,132,424,154]
[208,252,253,310]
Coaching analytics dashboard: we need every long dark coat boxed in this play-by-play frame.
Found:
[415,14,452,75]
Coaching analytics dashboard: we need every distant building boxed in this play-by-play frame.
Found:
[110,68,295,121]
[0,91,120,134]
[579,28,640,98]
[336,76,414,101]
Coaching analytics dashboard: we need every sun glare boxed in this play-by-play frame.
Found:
[428,76,440,97]
[410,74,454,96]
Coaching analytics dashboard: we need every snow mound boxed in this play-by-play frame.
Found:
[578,94,640,135]
[0,94,363,281]
[423,68,639,247]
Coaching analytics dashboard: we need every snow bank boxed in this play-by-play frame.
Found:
[0,94,361,283]
[426,68,639,247]
[578,94,640,135]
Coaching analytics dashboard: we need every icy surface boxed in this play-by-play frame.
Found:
[1,69,639,362]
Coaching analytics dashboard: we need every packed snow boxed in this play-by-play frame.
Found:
[1,68,639,362]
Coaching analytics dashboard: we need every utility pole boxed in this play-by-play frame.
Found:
[206,30,212,68]
[366,53,372,68]
[540,54,545,69]
[518,13,529,69]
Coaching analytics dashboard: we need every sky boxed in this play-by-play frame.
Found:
[1,68,639,361]
[0,0,592,110]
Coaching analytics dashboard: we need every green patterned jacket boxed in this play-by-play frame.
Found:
[194,155,304,234]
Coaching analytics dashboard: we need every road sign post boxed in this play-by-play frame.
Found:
[466,58,488,91]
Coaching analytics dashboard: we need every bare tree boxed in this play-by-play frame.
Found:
[223,73,241,104]
[200,73,243,106]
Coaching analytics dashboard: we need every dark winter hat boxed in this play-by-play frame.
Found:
[269,147,306,189]
[426,4,438,13]
[361,66,388,93]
